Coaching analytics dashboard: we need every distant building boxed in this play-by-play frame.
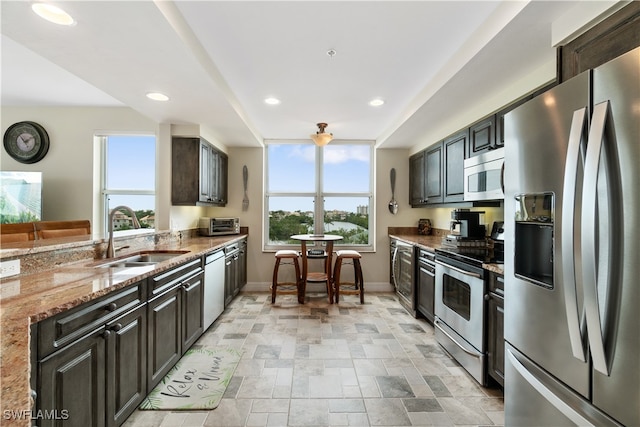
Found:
[110,209,136,230]
[357,205,369,215]
[140,215,155,228]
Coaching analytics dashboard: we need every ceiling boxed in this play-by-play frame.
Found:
[0,1,614,149]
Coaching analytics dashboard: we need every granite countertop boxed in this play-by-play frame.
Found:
[0,234,246,427]
[388,233,505,276]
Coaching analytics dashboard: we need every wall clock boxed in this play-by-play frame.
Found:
[3,121,50,164]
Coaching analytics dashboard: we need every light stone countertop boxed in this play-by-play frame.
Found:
[0,234,246,427]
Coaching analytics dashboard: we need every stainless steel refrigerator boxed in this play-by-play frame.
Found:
[503,46,639,426]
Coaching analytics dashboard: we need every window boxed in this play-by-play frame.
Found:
[265,141,373,249]
[100,134,156,236]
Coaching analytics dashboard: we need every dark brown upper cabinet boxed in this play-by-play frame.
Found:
[443,129,468,203]
[468,115,497,158]
[425,143,444,205]
[409,151,427,206]
[559,2,640,83]
[172,137,228,206]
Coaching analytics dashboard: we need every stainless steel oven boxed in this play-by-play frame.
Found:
[434,250,487,385]
[391,238,416,317]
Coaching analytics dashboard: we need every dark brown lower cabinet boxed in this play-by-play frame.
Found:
[38,328,106,427]
[416,249,436,324]
[487,272,505,387]
[147,266,204,390]
[224,241,245,307]
[38,304,148,427]
[106,305,147,427]
[182,271,204,351]
[33,253,225,427]
[147,287,181,389]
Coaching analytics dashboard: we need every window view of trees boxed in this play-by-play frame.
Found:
[268,208,369,245]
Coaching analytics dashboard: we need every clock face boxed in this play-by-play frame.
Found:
[3,121,50,164]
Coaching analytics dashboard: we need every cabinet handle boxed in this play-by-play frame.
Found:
[484,294,490,301]
[182,282,190,290]
[102,330,111,339]
[105,302,117,312]
[111,323,122,332]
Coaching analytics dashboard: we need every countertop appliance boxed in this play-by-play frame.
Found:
[390,238,416,317]
[489,221,504,263]
[503,47,639,426]
[203,250,225,330]
[447,209,485,240]
[198,217,240,236]
[464,147,504,201]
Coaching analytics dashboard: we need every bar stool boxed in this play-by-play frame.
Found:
[271,250,302,303]
[332,250,364,304]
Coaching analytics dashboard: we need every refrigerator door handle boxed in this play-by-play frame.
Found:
[507,348,596,426]
[581,101,611,376]
[561,107,588,362]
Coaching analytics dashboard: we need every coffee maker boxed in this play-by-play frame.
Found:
[448,209,486,240]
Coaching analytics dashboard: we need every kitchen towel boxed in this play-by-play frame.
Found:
[139,346,241,410]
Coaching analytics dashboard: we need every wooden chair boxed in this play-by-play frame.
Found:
[0,222,37,243]
[35,220,91,239]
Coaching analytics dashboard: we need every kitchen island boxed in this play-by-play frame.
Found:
[0,233,246,427]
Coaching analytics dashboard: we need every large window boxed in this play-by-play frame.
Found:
[100,134,156,236]
[265,141,373,249]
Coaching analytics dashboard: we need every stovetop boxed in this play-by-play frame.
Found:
[436,239,504,267]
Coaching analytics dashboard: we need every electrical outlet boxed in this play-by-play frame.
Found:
[0,259,21,278]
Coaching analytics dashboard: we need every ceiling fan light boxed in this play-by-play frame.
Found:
[310,123,333,146]
[32,3,76,26]
[310,133,333,146]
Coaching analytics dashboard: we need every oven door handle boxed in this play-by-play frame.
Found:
[434,319,483,359]
[435,260,482,279]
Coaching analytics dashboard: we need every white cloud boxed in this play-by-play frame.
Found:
[288,145,315,163]
[324,146,369,164]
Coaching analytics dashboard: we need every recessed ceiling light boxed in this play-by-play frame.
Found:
[32,3,76,26]
[369,98,385,107]
[146,92,170,101]
[264,97,281,105]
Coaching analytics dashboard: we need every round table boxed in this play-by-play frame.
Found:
[290,234,343,303]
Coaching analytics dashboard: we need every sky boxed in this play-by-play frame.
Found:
[267,143,371,212]
[107,135,155,211]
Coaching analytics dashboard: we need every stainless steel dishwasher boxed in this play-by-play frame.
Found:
[204,249,225,330]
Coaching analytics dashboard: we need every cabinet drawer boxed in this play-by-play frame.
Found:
[149,258,203,299]
[38,282,146,359]
[488,272,504,296]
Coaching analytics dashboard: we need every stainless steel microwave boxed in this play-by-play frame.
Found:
[198,217,240,236]
[463,148,504,201]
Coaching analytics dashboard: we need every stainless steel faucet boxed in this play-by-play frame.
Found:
[106,205,141,258]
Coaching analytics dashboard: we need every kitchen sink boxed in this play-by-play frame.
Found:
[93,250,190,268]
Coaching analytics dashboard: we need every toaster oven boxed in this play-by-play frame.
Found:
[199,217,240,236]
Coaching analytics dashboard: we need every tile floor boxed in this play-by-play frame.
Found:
[123,292,504,427]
